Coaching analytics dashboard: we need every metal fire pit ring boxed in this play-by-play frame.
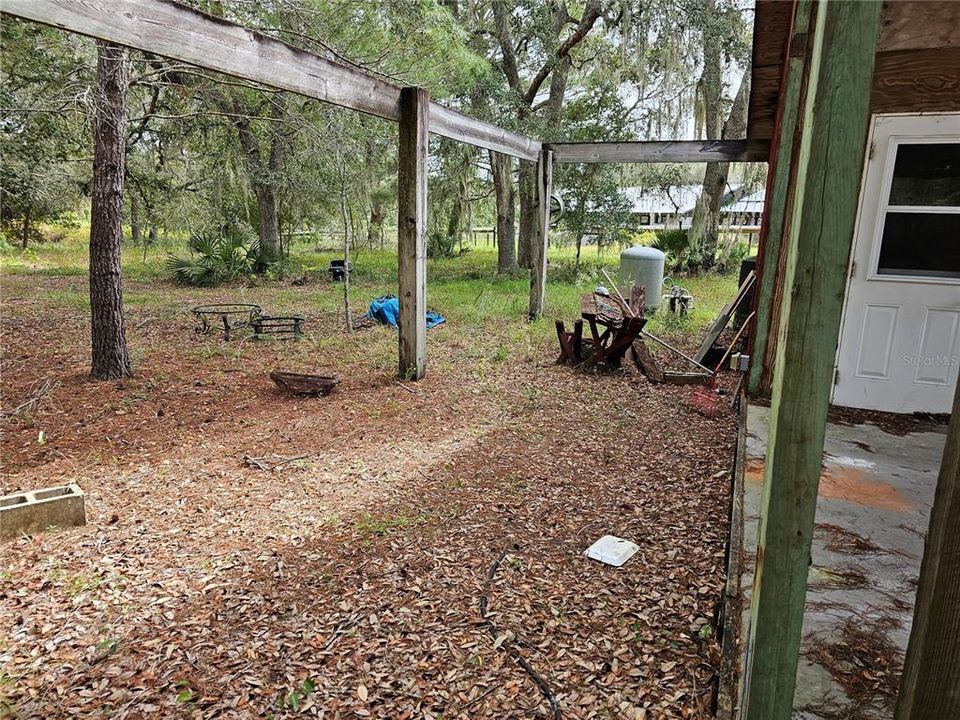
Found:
[192,303,262,340]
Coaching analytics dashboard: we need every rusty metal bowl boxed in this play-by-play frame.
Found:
[269,371,340,396]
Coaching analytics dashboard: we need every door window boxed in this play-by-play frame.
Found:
[876,141,960,279]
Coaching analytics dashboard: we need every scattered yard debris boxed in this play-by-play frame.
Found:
[579,290,646,369]
[692,270,755,365]
[640,330,712,375]
[816,523,886,555]
[329,258,352,281]
[628,338,664,383]
[663,371,712,385]
[479,550,561,720]
[0,378,58,419]
[807,565,870,591]
[192,303,262,340]
[584,535,640,567]
[689,312,754,418]
[269,371,340,396]
[364,295,446,329]
[664,285,693,316]
[802,618,903,719]
[556,282,646,369]
[252,315,305,340]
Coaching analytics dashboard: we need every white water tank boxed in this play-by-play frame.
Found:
[619,246,665,311]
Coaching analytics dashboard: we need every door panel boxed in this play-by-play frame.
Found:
[854,304,899,379]
[913,308,959,385]
[833,113,960,413]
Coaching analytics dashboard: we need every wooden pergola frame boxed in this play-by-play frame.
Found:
[5,2,958,717]
[3,0,768,380]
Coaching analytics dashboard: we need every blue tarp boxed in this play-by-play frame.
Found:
[365,295,445,329]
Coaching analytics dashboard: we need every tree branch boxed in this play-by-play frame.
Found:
[522,0,604,106]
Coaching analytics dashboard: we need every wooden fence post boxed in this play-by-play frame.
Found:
[895,381,960,718]
[529,149,552,320]
[741,1,881,718]
[397,87,428,380]
[748,0,813,396]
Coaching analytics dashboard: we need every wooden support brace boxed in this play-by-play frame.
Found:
[895,382,960,718]
[529,149,553,320]
[749,0,815,396]
[742,1,882,718]
[397,87,428,380]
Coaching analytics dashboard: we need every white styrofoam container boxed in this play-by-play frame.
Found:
[584,535,640,567]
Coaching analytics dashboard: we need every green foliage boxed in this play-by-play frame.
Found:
[652,229,691,272]
[167,222,276,286]
[549,258,607,285]
[427,230,458,259]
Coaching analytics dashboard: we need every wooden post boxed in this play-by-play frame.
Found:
[397,87,428,380]
[529,149,552,320]
[895,381,960,718]
[748,0,813,396]
[742,1,881,718]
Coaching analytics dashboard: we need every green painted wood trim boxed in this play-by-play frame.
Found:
[741,1,882,718]
[748,0,813,396]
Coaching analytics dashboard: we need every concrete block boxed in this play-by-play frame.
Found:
[0,484,85,540]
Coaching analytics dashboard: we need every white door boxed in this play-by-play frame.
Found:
[834,114,960,414]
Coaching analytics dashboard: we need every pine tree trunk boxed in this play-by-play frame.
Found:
[490,151,517,273]
[21,205,30,249]
[129,192,141,246]
[517,162,536,268]
[89,41,133,380]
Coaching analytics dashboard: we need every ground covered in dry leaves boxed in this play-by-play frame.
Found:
[1,275,737,719]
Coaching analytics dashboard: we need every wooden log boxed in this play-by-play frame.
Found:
[631,339,664,383]
[742,1,883,717]
[397,87,428,380]
[546,139,770,164]
[2,0,541,161]
[529,149,553,319]
[663,371,711,386]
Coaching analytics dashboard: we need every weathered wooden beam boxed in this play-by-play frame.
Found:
[529,149,553,320]
[430,105,540,162]
[397,87,428,381]
[2,0,541,161]
[742,1,882,718]
[895,382,960,718]
[546,140,770,164]
[748,0,814,396]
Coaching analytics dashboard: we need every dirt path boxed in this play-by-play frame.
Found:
[1,278,737,719]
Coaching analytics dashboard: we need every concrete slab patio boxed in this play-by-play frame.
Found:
[731,403,946,719]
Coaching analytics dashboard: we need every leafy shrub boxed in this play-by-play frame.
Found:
[627,230,659,247]
[167,223,277,286]
[723,241,753,271]
[652,228,690,272]
[427,230,457,258]
[549,257,607,285]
